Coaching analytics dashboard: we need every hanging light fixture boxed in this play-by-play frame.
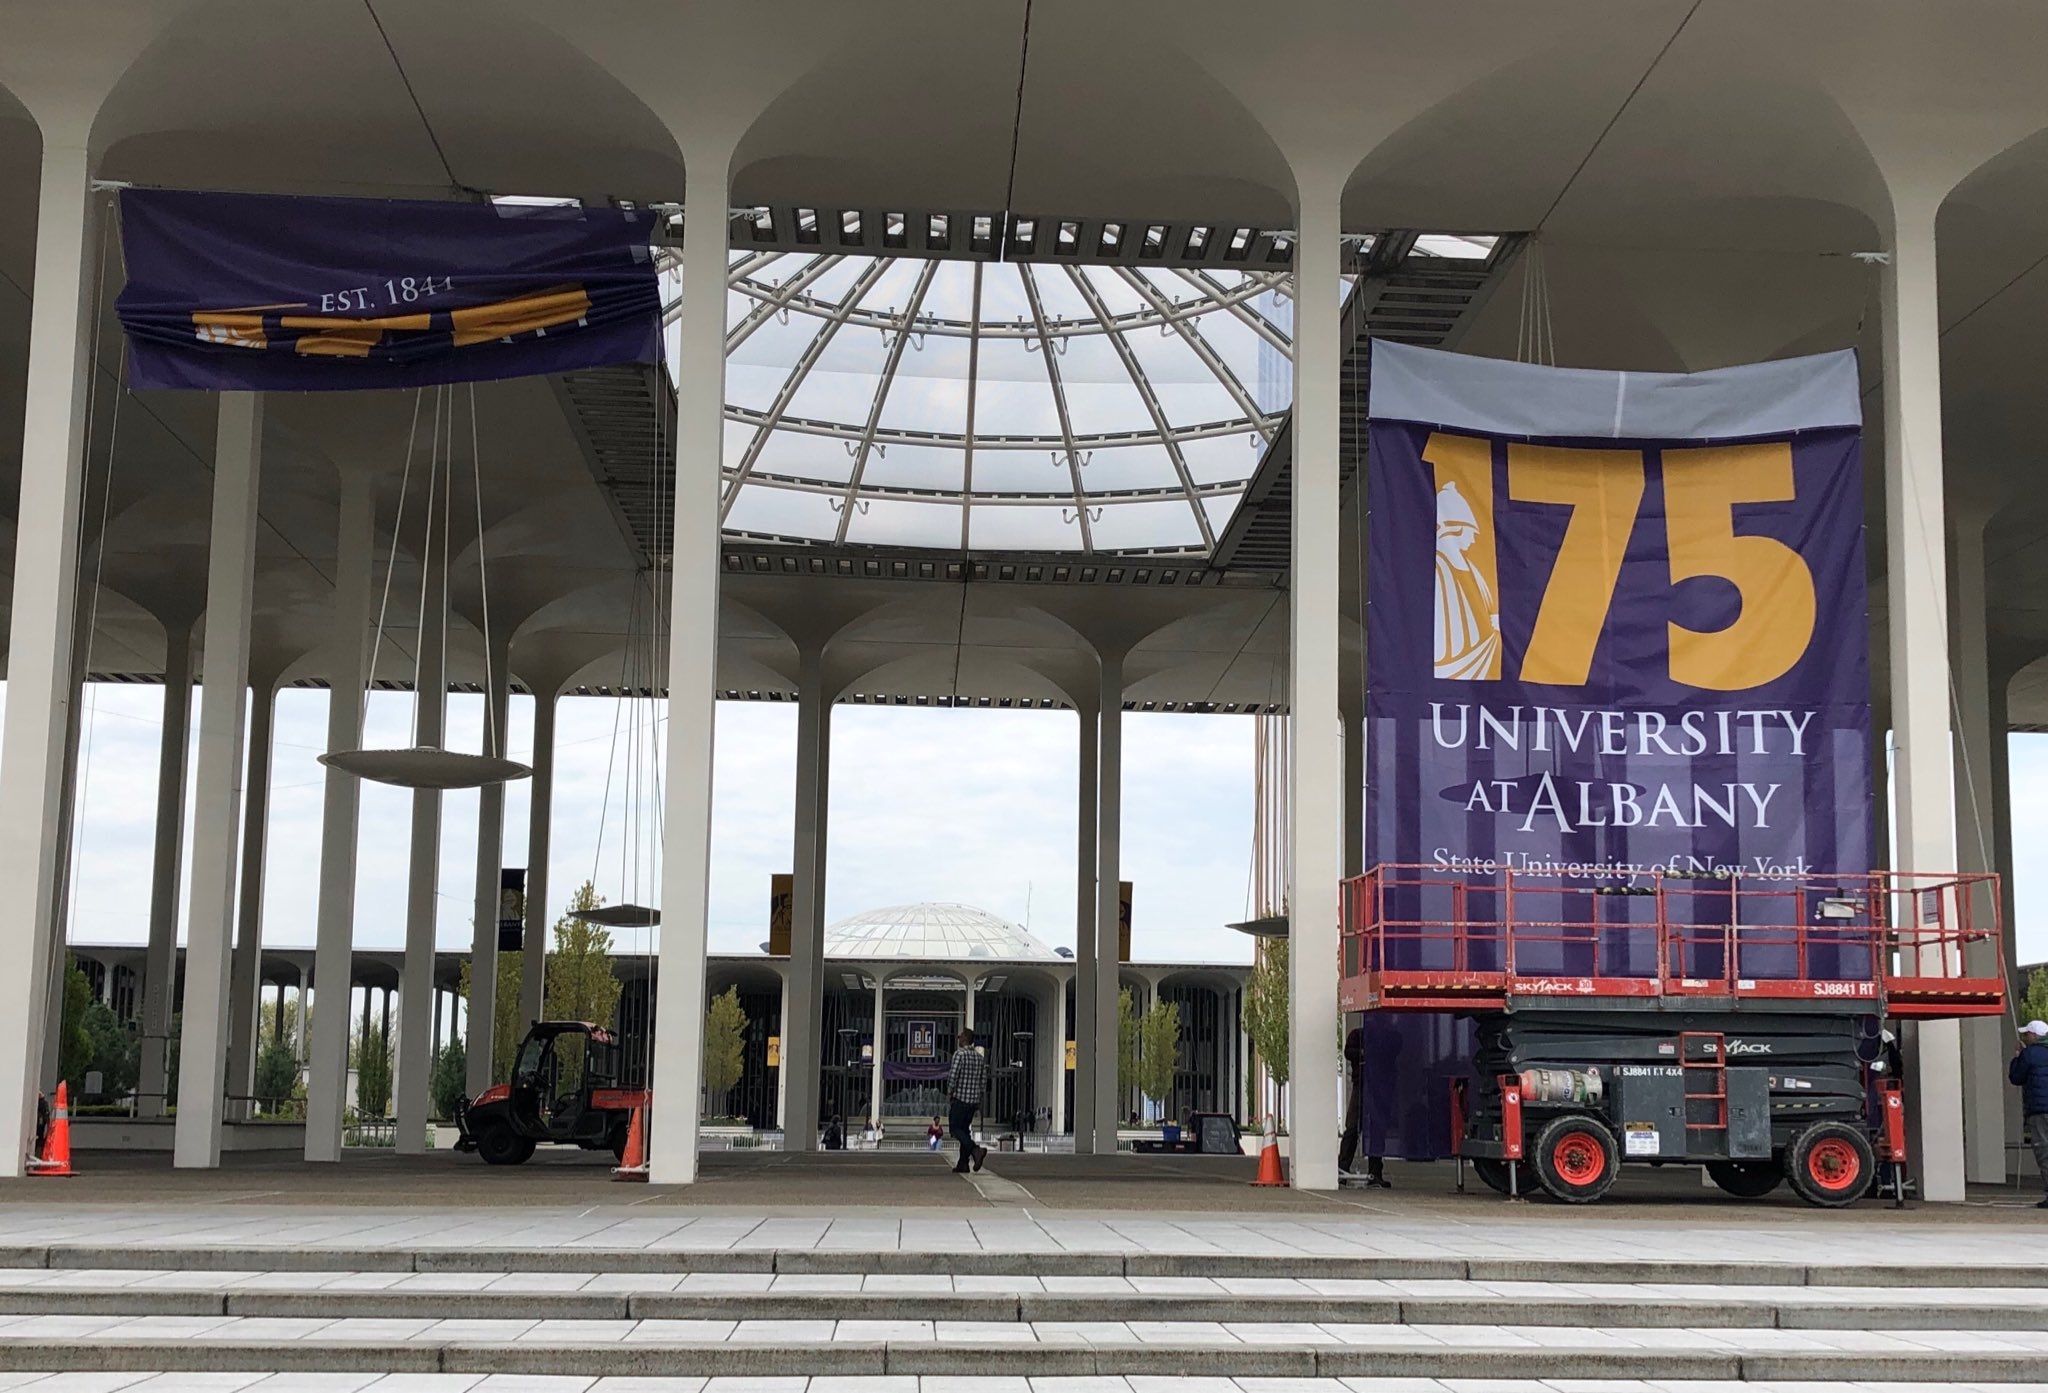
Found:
[321,384,533,791]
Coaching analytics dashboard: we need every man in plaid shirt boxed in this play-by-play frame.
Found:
[946,1028,990,1173]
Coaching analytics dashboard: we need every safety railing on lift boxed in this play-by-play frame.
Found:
[1338,864,2006,1018]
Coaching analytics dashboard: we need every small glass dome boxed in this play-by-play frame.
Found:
[825,902,1062,961]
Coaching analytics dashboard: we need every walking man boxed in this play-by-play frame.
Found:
[1338,1021,1388,1187]
[947,1027,989,1173]
[2012,1019,2048,1208]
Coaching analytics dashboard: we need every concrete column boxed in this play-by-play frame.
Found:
[1882,197,1966,1201]
[0,144,97,1175]
[783,648,832,1151]
[466,630,512,1096]
[650,147,733,1183]
[138,622,195,1117]
[305,470,376,1160]
[868,975,886,1128]
[1092,657,1123,1154]
[1342,704,1364,881]
[520,688,556,1034]
[395,558,447,1154]
[1950,513,2007,1184]
[225,676,278,1116]
[963,974,978,1033]
[774,970,790,1131]
[41,584,99,1093]
[1288,174,1344,1191]
[1072,705,1099,1148]
[297,962,311,1064]
[174,392,265,1168]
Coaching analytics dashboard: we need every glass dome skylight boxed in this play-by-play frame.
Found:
[716,252,1292,555]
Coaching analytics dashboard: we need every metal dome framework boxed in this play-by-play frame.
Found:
[824,902,1063,962]
[715,252,1294,556]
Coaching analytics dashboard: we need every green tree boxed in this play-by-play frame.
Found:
[1243,938,1290,1092]
[2019,965,2048,1026]
[353,1024,392,1117]
[1134,998,1182,1110]
[543,881,623,1087]
[703,987,747,1117]
[459,947,526,1085]
[252,1038,300,1115]
[56,956,94,1093]
[430,1039,467,1118]
[1116,988,1139,1099]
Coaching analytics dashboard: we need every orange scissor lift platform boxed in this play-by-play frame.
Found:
[1339,865,2007,1019]
[1337,866,2006,1206]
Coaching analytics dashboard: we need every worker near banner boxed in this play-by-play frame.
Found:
[2013,1019,2048,1208]
[947,1028,990,1174]
[1338,1020,1389,1187]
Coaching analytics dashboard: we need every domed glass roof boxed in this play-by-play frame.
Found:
[825,902,1063,961]
[717,253,1292,554]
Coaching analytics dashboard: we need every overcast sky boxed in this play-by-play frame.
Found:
[28,681,2048,971]
[50,684,1261,967]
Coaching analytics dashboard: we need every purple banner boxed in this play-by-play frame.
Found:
[116,189,659,391]
[1360,343,1872,1156]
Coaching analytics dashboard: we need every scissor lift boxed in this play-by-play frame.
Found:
[1339,867,2006,1205]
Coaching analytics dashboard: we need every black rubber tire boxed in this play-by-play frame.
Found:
[1706,1158,1785,1199]
[1530,1114,1619,1204]
[1471,1156,1536,1197]
[1785,1121,1874,1207]
[477,1125,536,1166]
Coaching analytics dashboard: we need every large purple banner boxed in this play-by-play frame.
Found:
[117,189,659,391]
[1358,342,1872,1157]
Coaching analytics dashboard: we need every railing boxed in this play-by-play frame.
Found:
[1339,864,2006,1018]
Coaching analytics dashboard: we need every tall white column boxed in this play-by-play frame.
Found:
[306,470,376,1160]
[783,648,832,1151]
[1288,175,1344,1190]
[1342,704,1364,881]
[0,145,97,1176]
[41,588,99,1093]
[868,975,886,1128]
[139,621,194,1117]
[1950,512,2007,1183]
[1092,657,1123,1152]
[520,687,556,1034]
[774,970,790,1131]
[466,631,512,1096]
[1883,196,1966,1202]
[1072,705,1098,1147]
[225,677,278,1116]
[174,392,264,1168]
[395,560,447,1154]
[650,148,733,1183]
[297,962,311,1064]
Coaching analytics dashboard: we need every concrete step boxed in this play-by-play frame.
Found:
[0,1320,2045,1382]
[2,1278,2045,1330]
[0,1246,2035,1288]
[5,1380,2047,1393]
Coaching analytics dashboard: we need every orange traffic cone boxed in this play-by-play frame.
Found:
[612,1103,648,1182]
[29,1083,73,1178]
[1250,1114,1285,1187]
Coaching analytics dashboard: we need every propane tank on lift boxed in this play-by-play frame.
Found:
[1519,1067,1603,1106]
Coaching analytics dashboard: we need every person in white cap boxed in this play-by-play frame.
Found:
[2011,1020,2048,1208]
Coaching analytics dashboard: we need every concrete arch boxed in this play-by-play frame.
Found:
[92,0,686,200]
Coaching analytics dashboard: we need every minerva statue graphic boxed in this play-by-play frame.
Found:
[1433,480,1501,680]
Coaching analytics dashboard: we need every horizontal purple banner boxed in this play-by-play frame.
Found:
[116,189,659,391]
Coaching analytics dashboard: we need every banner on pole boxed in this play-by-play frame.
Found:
[1360,341,1871,1156]
[496,868,527,954]
[116,189,660,391]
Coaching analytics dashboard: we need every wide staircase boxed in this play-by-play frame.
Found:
[0,1235,2044,1389]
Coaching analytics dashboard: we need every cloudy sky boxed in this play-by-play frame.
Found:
[50,683,1261,967]
[32,679,2048,972]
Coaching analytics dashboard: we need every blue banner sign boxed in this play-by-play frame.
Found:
[1358,342,1872,1156]
[116,189,659,390]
